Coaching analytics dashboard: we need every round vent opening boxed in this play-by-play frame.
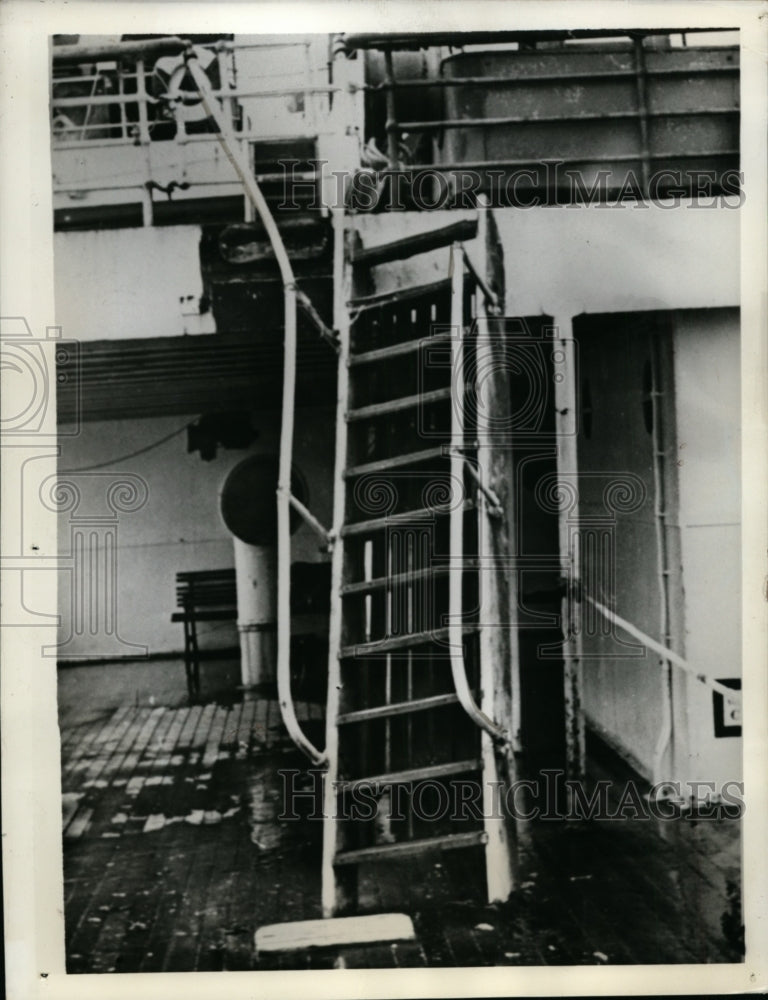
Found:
[220,454,308,546]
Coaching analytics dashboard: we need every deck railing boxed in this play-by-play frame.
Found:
[51,30,741,224]
[51,36,343,224]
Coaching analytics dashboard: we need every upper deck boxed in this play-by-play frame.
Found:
[50,30,739,229]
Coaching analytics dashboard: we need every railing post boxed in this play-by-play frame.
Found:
[383,50,401,171]
[134,58,154,226]
[551,315,586,781]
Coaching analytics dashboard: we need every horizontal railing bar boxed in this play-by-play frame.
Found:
[342,29,737,50]
[54,62,738,93]
[51,85,340,109]
[357,61,738,91]
[53,39,320,56]
[53,173,317,194]
[52,94,159,109]
[217,40,316,51]
[53,68,325,86]
[393,107,738,132]
[51,130,326,150]
[404,150,739,171]
[53,72,112,83]
[52,133,322,149]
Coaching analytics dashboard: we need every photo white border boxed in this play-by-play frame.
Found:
[1,2,766,997]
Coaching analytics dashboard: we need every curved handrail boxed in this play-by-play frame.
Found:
[448,245,509,745]
[185,51,326,766]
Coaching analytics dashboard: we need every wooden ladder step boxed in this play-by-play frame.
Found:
[346,387,451,422]
[337,692,459,725]
[340,624,478,658]
[349,218,478,268]
[341,500,474,538]
[349,332,451,368]
[339,758,481,793]
[348,276,451,311]
[334,830,487,867]
[341,564,449,596]
[344,446,447,479]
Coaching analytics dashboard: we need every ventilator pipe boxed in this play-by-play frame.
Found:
[185,51,326,766]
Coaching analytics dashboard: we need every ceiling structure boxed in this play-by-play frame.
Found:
[56,329,337,423]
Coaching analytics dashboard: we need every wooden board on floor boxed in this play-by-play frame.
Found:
[255,914,415,954]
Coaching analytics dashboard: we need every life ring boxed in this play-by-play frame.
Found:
[151,46,220,124]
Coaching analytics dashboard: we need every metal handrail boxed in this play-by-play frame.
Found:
[51,85,339,111]
[51,37,330,155]
[185,49,327,767]
[585,595,741,704]
[448,244,509,745]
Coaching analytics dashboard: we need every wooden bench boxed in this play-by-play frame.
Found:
[172,569,237,698]
[171,563,332,699]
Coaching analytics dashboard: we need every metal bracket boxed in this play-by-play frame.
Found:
[295,288,340,352]
[450,448,504,519]
[282,487,334,545]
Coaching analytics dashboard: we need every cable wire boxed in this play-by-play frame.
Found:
[61,420,191,473]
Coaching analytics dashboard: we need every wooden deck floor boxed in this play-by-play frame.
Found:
[59,673,743,972]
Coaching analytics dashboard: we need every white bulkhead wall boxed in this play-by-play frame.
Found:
[54,225,211,341]
[354,203,741,790]
[673,308,741,792]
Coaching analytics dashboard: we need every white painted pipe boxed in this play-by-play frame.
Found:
[233,539,277,687]
[449,244,508,745]
[186,52,325,765]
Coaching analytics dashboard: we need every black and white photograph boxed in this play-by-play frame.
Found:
[1,2,766,996]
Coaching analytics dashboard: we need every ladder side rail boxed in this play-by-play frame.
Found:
[552,315,586,780]
[321,209,354,917]
[473,201,517,901]
[185,51,326,766]
[448,245,508,745]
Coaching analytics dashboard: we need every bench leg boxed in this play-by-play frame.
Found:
[183,620,195,699]
[189,620,201,699]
